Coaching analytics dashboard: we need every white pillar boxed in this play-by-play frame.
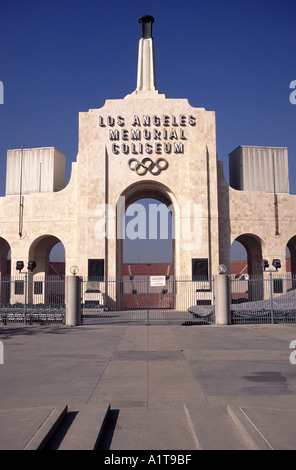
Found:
[125,15,165,99]
[66,275,81,326]
[214,274,230,325]
[0,340,3,364]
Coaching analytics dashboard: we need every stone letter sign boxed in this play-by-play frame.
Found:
[99,114,196,156]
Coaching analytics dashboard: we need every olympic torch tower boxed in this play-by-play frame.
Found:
[127,15,165,98]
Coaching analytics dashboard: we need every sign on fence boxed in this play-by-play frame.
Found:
[150,276,166,287]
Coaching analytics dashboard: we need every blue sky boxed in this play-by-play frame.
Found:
[0,0,295,262]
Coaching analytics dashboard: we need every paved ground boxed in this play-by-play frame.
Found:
[1,323,296,450]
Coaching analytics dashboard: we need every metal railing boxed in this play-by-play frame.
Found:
[0,276,66,325]
[2,272,295,327]
[231,274,296,324]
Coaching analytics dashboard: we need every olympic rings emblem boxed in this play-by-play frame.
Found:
[127,157,169,176]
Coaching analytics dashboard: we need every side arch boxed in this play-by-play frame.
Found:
[29,234,64,276]
[234,233,263,276]
[232,233,264,301]
[28,235,65,304]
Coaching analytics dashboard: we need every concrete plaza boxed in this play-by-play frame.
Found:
[1,323,296,450]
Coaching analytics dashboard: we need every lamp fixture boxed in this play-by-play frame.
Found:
[218,264,227,274]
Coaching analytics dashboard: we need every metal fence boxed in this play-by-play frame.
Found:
[0,275,66,325]
[2,272,295,327]
[231,274,296,324]
[81,276,215,325]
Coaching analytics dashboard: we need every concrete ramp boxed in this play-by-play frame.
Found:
[184,403,269,450]
[227,405,296,451]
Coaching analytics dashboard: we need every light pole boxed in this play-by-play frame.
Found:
[16,261,36,325]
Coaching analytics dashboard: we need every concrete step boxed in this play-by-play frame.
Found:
[54,404,110,450]
[184,403,271,450]
[0,406,68,450]
[0,403,110,450]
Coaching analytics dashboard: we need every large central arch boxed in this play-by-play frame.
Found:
[116,181,177,279]
[115,181,177,310]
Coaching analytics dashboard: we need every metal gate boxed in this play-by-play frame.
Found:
[82,276,215,325]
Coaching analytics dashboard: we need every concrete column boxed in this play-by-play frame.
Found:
[136,16,157,92]
[214,274,230,325]
[136,38,157,92]
[66,275,81,326]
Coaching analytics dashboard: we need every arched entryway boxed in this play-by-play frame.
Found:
[29,235,64,275]
[231,233,263,301]
[232,234,263,276]
[116,181,175,309]
[28,235,65,304]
